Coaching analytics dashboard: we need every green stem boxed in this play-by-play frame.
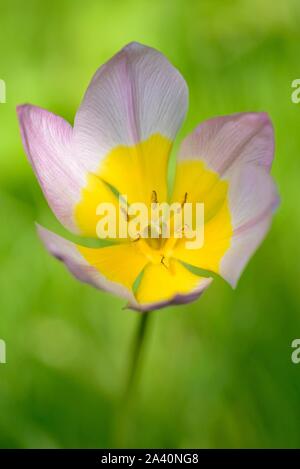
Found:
[116,312,151,446]
[125,311,151,399]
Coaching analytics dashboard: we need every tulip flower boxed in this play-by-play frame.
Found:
[17,42,278,314]
[17,42,279,391]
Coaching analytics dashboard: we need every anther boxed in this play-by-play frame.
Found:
[182,192,188,206]
[133,234,141,242]
[120,206,129,222]
[151,190,158,204]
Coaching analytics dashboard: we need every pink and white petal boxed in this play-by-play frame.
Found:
[73,42,188,172]
[221,164,279,286]
[17,105,84,233]
[128,260,213,312]
[36,224,143,307]
[129,278,212,313]
[228,164,279,233]
[178,112,274,175]
[220,215,273,288]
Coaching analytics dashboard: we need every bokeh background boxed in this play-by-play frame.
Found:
[0,0,300,449]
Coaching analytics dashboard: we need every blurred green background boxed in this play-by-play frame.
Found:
[0,0,300,449]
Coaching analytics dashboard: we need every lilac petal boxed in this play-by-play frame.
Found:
[178,112,274,175]
[220,164,279,287]
[38,225,212,313]
[17,105,84,233]
[176,111,278,286]
[220,215,273,288]
[129,277,212,312]
[73,42,188,173]
[37,224,140,306]
[128,261,213,312]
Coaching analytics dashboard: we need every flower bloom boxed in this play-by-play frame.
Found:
[17,42,279,312]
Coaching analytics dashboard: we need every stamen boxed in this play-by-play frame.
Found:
[182,192,188,206]
[120,206,129,222]
[161,256,168,269]
[133,234,141,242]
[175,223,190,235]
[151,190,158,204]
